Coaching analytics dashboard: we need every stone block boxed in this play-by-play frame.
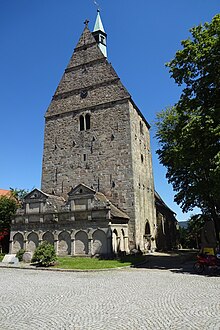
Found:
[22,252,33,263]
[2,254,19,264]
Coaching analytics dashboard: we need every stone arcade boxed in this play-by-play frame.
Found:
[10,11,169,257]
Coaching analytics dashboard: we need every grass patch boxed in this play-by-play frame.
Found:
[54,255,146,270]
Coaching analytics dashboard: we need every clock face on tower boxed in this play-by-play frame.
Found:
[80,90,88,99]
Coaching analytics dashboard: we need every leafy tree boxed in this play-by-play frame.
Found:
[0,196,17,232]
[31,241,57,266]
[10,188,29,201]
[0,195,18,252]
[178,226,189,248]
[187,214,206,249]
[0,188,28,252]
[156,14,220,238]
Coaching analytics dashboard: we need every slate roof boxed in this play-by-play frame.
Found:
[95,192,129,219]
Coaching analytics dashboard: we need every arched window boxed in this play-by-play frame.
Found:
[85,113,90,130]
[145,222,151,236]
[80,115,84,131]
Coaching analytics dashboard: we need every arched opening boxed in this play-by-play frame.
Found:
[75,231,89,255]
[145,222,151,236]
[112,229,118,253]
[79,115,84,131]
[42,232,54,246]
[85,113,90,130]
[13,233,24,253]
[92,229,107,255]
[144,222,151,251]
[27,232,39,253]
[58,231,71,256]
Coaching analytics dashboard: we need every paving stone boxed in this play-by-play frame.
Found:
[0,268,219,329]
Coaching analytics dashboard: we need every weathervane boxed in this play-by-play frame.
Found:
[93,0,100,11]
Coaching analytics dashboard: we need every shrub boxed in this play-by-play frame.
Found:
[16,249,25,261]
[31,241,57,266]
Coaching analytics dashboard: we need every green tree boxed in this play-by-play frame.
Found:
[0,196,17,233]
[187,214,206,249]
[0,195,18,252]
[10,188,29,201]
[156,14,220,238]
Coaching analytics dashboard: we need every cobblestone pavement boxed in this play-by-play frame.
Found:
[0,267,220,330]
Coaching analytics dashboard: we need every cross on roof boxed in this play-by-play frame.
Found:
[84,19,89,27]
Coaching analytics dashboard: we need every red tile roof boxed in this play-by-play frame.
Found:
[0,189,12,197]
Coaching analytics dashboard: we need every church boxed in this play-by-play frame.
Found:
[10,11,177,256]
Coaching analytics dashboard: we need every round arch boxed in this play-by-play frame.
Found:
[75,231,88,255]
[112,229,118,253]
[92,229,107,255]
[27,232,39,252]
[42,231,54,245]
[145,222,151,236]
[13,233,24,253]
[58,231,71,256]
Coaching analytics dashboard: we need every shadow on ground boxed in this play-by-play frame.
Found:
[133,249,220,277]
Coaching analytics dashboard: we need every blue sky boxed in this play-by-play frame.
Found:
[0,0,219,221]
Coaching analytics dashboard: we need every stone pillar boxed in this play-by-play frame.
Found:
[24,240,27,251]
[54,240,58,255]
[9,240,13,253]
[124,236,129,253]
[71,239,75,256]
[26,203,29,213]
[70,200,75,211]
[88,198,92,210]
[88,238,92,256]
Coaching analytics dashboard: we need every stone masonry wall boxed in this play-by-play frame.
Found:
[42,100,136,240]
[41,25,156,251]
[129,101,157,250]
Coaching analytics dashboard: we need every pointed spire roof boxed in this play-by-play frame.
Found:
[45,19,150,128]
[45,25,130,118]
[93,9,105,33]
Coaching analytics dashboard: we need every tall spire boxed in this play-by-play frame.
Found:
[92,10,107,57]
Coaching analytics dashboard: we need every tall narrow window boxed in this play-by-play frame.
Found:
[85,113,90,130]
[80,115,84,131]
[140,121,143,135]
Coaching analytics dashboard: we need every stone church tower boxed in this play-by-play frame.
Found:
[41,11,157,251]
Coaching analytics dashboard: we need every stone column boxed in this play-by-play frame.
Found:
[88,238,92,256]
[26,203,29,213]
[9,240,13,253]
[71,200,75,211]
[39,202,44,213]
[54,240,59,255]
[124,236,129,253]
[71,239,75,256]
